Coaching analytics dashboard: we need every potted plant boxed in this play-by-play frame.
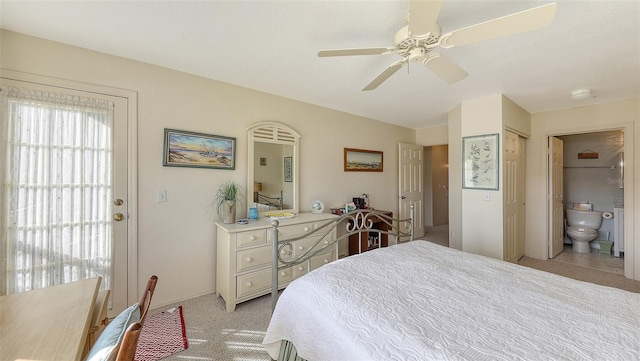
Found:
[212,181,244,224]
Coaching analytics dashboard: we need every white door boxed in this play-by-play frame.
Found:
[549,136,564,258]
[0,76,133,314]
[399,143,424,239]
[503,131,525,263]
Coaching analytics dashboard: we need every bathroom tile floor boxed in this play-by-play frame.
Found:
[423,225,625,276]
[555,244,624,275]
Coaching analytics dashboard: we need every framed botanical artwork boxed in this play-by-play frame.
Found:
[284,156,293,182]
[462,133,499,190]
[344,148,383,172]
[163,128,236,170]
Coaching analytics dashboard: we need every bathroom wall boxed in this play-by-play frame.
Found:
[559,131,624,247]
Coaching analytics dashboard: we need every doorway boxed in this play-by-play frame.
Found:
[548,130,625,275]
[0,71,138,315]
[424,145,449,246]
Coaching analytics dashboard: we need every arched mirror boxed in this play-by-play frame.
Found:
[247,122,300,215]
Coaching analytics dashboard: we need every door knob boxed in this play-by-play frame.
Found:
[113,213,125,221]
[114,199,124,206]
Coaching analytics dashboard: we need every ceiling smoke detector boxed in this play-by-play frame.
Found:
[571,89,593,100]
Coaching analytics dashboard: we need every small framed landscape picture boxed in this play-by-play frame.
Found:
[344,148,383,172]
[462,133,499,190]
[163,128,236,170]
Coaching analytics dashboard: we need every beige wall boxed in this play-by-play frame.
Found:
[0,30,415,306]
[416,124,448,145]
[460,95,504,259]
[447,105,462,250]
[526,98,638,280]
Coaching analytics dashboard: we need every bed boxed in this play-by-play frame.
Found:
[262,209,640,361]
[255,190,283,211]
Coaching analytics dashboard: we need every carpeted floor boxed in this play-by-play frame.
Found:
[157,292,273,361]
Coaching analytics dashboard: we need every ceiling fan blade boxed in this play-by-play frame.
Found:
[424,53,468,84]
[362,60,406,91]
[318,47,394,57]
[441,2,557,48]
[408,0,444,36]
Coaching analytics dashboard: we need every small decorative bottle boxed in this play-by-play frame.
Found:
[248,207,259,220]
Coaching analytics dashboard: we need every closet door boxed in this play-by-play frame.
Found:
[503,130,525,262]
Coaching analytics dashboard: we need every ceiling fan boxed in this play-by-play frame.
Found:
[318,1,557,91]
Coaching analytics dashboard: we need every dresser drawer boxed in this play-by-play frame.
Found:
[236,229,267,248]
[236,246,271,273]
[291,251,334,279]
[292,236,334,257]
[309,251,335,271]
[236,244,293,273]
[236,267,293,298]
[269,222,314,241]
[293,262,309,278]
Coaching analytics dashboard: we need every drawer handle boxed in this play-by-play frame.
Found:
[304,227,310,231]
[246,257,253,262]
[324,240,329,245]
[246,281,253,287]
[249,235,256,241]
[298,245,304,250]
[280,271,287,277]
[298,266,304,271]
[323,259,329,264]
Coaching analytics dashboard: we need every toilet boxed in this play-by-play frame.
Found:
[565,208,604,253]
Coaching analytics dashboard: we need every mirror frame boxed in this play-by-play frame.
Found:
[247,121,300,215]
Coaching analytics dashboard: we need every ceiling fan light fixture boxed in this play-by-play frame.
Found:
[571,88,593,100]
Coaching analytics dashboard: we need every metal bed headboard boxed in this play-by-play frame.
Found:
[270,205,414,311]
[256,190,283,210]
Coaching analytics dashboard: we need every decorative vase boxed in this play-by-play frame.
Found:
[248,207,259,220]
[222,200,236,224]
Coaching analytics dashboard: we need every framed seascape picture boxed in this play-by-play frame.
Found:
[344,148,383,172]
[283,156,293,182]
[462,133,499,190]
[163,128,236,170]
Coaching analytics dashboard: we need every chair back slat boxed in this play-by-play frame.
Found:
[139,275,158,324]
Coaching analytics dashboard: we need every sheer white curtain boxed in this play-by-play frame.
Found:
[1,85,114,294]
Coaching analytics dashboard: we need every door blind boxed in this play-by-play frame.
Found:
[1,85,114,294]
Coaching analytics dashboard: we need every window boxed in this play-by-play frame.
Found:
[1,85,114,294]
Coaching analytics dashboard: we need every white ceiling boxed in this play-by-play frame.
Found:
[1,1,639,129]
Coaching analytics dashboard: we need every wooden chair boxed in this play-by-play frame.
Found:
[139,275,158,324]
[85,275,158,361]
[83,289,112,358]
[114,322,142,361]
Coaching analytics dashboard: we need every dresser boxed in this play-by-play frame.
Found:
[216,212,338,312]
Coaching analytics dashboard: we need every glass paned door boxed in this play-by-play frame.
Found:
[1,79,130,313]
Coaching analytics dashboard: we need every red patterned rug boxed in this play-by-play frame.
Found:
[135,306,188,361]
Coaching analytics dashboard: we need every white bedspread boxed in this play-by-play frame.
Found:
[263,240,640,361]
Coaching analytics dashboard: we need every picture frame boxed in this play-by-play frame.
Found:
[462,133,499,190]
[344,148,383,172]
[284,156,293,182]
[163,128,236,170]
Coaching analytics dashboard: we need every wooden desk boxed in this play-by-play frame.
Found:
[0,277,101,361]
[348,210,393,255]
